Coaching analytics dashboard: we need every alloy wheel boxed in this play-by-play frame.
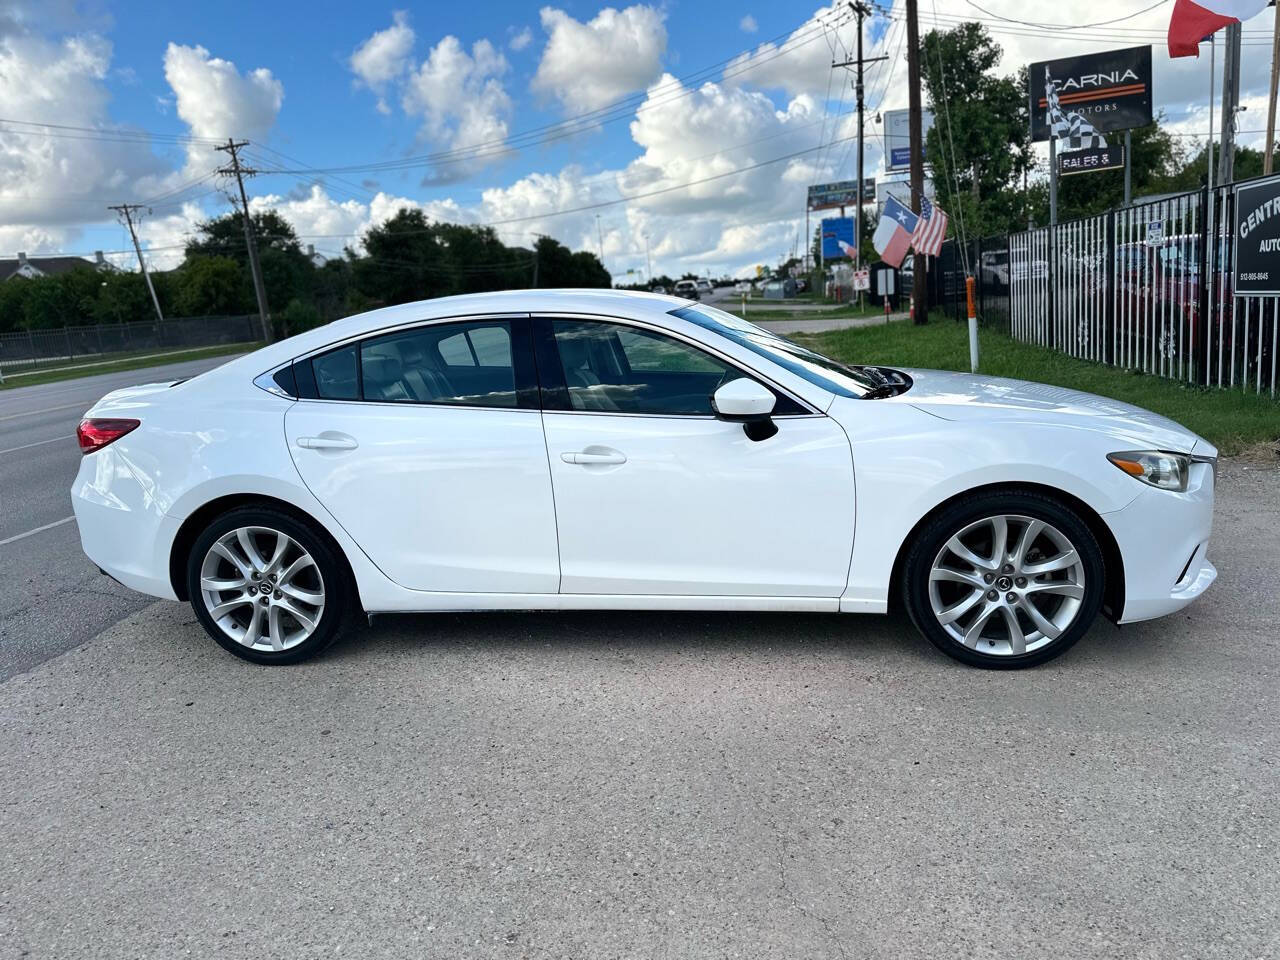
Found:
[198,526,326,653]
[927,514,1087,657]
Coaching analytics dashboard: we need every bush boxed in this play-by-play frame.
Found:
[278,298,323,337]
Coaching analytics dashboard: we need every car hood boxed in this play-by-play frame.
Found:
[897,368,1209,454]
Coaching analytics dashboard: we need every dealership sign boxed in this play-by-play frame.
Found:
[808,179,874,211]
[1029,45,1153,142]
[1058,145,1125,176]
[883,109,935,172]
[1233,175,1280,296]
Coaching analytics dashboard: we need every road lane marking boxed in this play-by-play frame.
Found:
[0,402,87,423]
[0,435,74,456]
[0,515,76,547]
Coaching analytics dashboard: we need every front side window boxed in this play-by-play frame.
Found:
[361,320,518,407]
[548,319,800,416]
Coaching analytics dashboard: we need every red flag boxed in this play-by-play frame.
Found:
[1167,0,1268,58]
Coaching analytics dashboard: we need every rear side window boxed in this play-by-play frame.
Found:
[311,345,359,401]
[360,320,518,407]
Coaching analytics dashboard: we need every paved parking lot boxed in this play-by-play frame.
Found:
[1,458,1277,958]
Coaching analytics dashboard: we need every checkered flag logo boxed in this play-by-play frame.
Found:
[1045,67,1107,151]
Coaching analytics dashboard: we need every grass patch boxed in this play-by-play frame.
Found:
[0,342,259,390]
[796,317,1280,457]
[732,301,889,323]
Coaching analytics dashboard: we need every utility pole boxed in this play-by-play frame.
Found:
[1265,0,1279,175]
[1217,23,1241,185]
[643,232,652,283]
[595,214,605,268]
[905,0,928,322]
[833,2,887,272]
[108,203,164,324]
[215,138,272,343]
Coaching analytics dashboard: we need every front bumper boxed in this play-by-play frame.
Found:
[1104,459,1216,623]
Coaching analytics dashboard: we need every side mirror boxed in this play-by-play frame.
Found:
[712,378,778,441]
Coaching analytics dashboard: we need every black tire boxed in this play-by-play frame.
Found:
[186,505,353,665]
[902,489,1105,669]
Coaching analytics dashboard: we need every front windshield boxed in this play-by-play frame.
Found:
[669,304,881,397]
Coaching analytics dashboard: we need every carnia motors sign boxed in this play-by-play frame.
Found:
[1028,45,1153,143]
[1233,175,1280,296]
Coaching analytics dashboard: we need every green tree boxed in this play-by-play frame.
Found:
[185,210,314,313]
[920,23,1035,237]
[91,271,155,325]
[174,256,252,317]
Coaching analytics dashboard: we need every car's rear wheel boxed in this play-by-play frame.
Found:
[902,491,1105,669]
[186,506,351,664]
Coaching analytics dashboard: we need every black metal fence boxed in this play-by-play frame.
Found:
[0,315,259,376]
[931,175,1279,398]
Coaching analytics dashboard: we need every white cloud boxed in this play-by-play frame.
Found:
[739,14,758,33]
[509,26,533,51]
[531,5,667,114]
[402,36,512,179]
[0,22,168,253]
[162,43,284,148]
[726,3,854,97]
[349,11,416,114]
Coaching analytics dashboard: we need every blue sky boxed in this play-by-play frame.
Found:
[2,0,1275,281]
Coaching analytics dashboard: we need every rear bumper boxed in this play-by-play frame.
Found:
[1104,460,1216,623]
[71,446,180,601]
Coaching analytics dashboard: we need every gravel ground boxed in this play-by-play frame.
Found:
[1,459,1277,960]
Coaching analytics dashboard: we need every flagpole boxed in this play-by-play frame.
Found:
[1208,34,1215,188]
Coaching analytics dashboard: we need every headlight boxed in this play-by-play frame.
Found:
[1107,451,1189,492]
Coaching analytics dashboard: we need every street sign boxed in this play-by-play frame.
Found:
[852,268,870,292]
[883,109,935,172]
[1233,175,1280,296]
[807,179,875,211]
[1146,220,1163,242]
[820,217,855,260]
[1029,45,1153,142]
[1058,145,1125,175]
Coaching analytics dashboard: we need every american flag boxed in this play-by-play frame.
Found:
[912,197,948,257]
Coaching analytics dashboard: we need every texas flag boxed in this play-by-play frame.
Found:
[873,196,918,268]
[1167,0,1268,57]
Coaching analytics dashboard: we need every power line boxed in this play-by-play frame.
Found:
[961,0,1173,30]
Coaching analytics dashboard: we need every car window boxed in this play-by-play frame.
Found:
[311,344,359,401]
[550,319,740,415]
[360,321,518,407]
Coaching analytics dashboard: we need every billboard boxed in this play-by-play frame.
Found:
[1029,45,1152,143]
[875,177,935,207]
[808,179,875,211]
[1058,145,1125,175]
[883,109,935,172]
[1233,175,1280,296]
[820,217,855,260]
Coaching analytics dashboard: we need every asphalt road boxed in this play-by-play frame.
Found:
[1,457,1277,959]
[0,354,245,681]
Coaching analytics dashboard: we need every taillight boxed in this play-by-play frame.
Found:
[77,418,140,454]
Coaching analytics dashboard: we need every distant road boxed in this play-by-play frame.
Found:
[0,353,245,681]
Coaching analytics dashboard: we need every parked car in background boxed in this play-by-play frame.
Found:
[695,278,714,297]
[673,279,700,300]
[760,278,797,299]
[72,289,1218,670]
[650,284,667,295]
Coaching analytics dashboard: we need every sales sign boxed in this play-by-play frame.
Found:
[1058,145,1125,175]
[1029,45,1153,142]
[1233,175,1280,296]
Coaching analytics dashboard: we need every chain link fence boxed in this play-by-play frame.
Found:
[0,315,260,377]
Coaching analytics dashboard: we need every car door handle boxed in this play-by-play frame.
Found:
[297,435,358,450]
[561,450,626,465]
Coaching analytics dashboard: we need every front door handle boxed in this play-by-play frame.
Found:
[561,450,626,465]
[297,434,358,451]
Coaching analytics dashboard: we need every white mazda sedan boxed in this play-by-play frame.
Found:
[71,290,1217,668]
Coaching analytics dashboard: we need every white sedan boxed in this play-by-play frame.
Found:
[72,290,1217,668]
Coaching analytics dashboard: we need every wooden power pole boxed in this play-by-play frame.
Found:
[833,2,887,272]
[1218,22,1242,184]
[905,0,928,323]
[215,139,273,343]
[1266,1,1279,176]
[108,203,164,324]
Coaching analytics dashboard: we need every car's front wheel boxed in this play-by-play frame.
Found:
[186,506,352,664]
[903,491,1105,669]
